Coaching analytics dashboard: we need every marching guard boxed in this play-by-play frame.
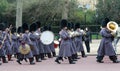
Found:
[55,19,75,64]
[35,21,46,60]
[16,23,35,65]
[29,23,41,62]
[0,24,8,65]
[42,26,52,58]
[3,25,13,61]
[74,23,87,58]
[96,18,120,63]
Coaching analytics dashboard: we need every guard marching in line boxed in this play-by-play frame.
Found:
[96,18,120,63]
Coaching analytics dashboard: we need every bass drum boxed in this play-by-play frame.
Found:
[40,31,54,45]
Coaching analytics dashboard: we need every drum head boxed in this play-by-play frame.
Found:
[40,31,54,45]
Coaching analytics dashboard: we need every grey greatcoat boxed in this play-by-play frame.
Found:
[0,32,6,56]
[21,32,33,58]
[29,32,39,55]
[70,38,77,54]
[3,31,12,55]
[43,44,52,53]
[58,29,72,57]
[11,34,19,54]
[97,28,116,56]
[35,30,45,54]
[74,29,84,52]
[49,42,55,52]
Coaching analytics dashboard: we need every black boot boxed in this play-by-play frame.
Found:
[52,52,56,57]
[24,58,28,62]
[35,55,42,62]
[47,53,52,58]
[7,55,13,61]
[55,57,61,64]
[16,59,22,64]
[96,60,104,63]
[72,54,77,61]
[68,57,75,64]
[81,51,87,58]
[29,58,35,65]
[74,53,80,59]
[2,56,8,63]
[40,53,46,60]
[113,60,120,63]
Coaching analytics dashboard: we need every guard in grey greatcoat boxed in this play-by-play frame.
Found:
[96,18,120,63]
[48,25,56,57]
[3,26,13,61]
[16,23,35,65]
[29,23,41,62]
[16,26,25,64]
[42,25,52,58]
[55,19,75,64]
[74,23,87,58]
[35,21,46,60]
[0,41,3,65]
[67,22,80,60]
[0,24,8,63]
[11,27,19,56]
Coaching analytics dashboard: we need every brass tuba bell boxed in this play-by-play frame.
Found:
[107,21,118,33]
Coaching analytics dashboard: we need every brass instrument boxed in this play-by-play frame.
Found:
[19,44,31,55]
[74,29,86,37]
[107,21,118,36]
[107,21,118,33]
[67,30,75,38]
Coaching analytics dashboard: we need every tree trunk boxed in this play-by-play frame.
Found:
[16,0,23,28]
[62,0,70,19]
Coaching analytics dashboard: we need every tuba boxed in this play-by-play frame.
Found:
[107,21,118,33]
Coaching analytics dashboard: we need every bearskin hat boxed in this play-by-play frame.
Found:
[17,27,23,34]
[60,19,68,29]
[75,23,80,30]
[101,17,110,28]
[43,25,49,31]
[48,25,51,31]
[36,21,41,29]
[11,27,16,34]
[22,23,29,33]
[30,23,37,32]
[67,23,71,30]
[70,22,75,29]
[0,24,5,31]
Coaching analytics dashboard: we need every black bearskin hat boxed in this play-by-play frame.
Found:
[0,24,5,31]
[11,27,16,34]
[30,23,37,32]
[67,23,71,30]
[36,21,41,29]
[43,25,49,31]
[48,25,51,31]
[60,19,68,29]
[17,27,23,34]
[70,22,75,29]
[101,17,110,28]
[75,23,80,30]
[22,23,29,33]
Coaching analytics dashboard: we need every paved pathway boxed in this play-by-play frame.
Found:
[1,39,120,71]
